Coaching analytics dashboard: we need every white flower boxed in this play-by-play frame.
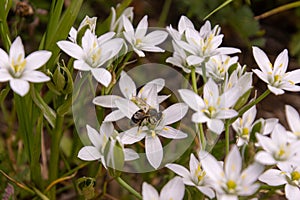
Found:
[176,21,240,67]
[233,106,257,146]
[68,15,97,43]
[166,153,215,199]
[200,145,264,199]
[93,71,167,122]
[255,124,300,166]
[166,41,190,73]
[259,162,300,200]
[179,79,239,134]
[0,37,51,96]
[252,47,300,95]
[57,29,124,86]
[285,105,300,140]
[110,6,134,33]
[166,15,195,41]
[142,176,185,200]
[206,55,239,82]
[255,118,279,135]
[122,15,168,57]
[77,122,138,169]
[119,102,188,169]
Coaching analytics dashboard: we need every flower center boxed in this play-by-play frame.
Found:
[194,164,206,184]
[291,171,300,185]
[136,38,142,46]
[11,54,26,77]
[275,145,290,160]
[226,180,237,193]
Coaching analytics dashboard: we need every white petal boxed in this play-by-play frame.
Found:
[122,15,134,33]
[225,146,242,180]
[258,169,286,186]
[285,105,300,133]
[176,40,197,55]
[256,133,277,153]
[0,48,9,67]
[133,47,145,57]
[0,68,12,81]
[140,46,165,53]
[192,112,210,123]
[189,153,199,173]
[100,122,114,137]
[162,103,188,125]
[197,186,215,199]
[91,68,112,87]
[204,79,219,102]
[86,124,102,149]
[252,46,272,74]
[119,71,136,99]
[160,177,185,200]
[268,85,284,95]
[25,51,52,70]
[120,127,146,144]
[187,55,203,66]
[93,95,121,108]
[217,47,241,55]
[158,126,187,139]
[178,89,205,111]
[274,49,288,74]
[10,37,25,62]
[144,30,168,45]
[104,110,125,122]
[145,135,163,169]
[178,15,195,34]
[57,41,83,60]
[200,150,224,183]
[124,148,139,161]
[22,71,50,83]
[255,151,276,165]
[165,163,190,178]
[142,182,159,200]
[216,109,238,119]
[241,162,264,185]
[285,69,300,84]
[115,98,140,119]
[77,146,102,161]
[207,119,224,134]
[135,15,148,39]
[252,69,268,84]
[10,79,30,96]
[97,32,115,45]
[74,60,92,71]
[285,184,300,200]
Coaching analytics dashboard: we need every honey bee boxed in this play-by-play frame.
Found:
[130,97,162,127]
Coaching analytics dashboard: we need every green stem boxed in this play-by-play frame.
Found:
[115,177,142,200]
[158,0,172,26]
[225,120,230,154]
[201,62,207,84]
[49,115,64,199]
[191,68,206,149]
[229,89,271,124]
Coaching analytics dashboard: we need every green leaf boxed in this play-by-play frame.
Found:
[250,121,262,142]
[31,88,56,127]
[57,96,72,116]
[234,88,252,110]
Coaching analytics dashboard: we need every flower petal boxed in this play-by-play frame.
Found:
[160,177,185,200]
[25,51,52,70]
[255,151,276,165]
[93,95,121,108]
[57,41,83,60]
[0,68,12,81]
[135,15,148,39]
[144,30,168,45]
[200,150,224,183]
[252,46,272,74]
[10,79,30,96]
[119,71,136,99]
[165,163,190,178]
[158,126,187,139]
[120,127,146,144]
[22,71,50,83]
[225,146,242,180]
[104,110,125,122]
[10,37,25,62]
[115,98,140,119]
[86,125,102,149]
[285,184,300,200]
[124,148,139,161]
[267,85,284,95]
[207,119,224,134]
[91,68,112,87]
[145,135,163,169]
[178,89,205,111]
[74,60,91,71]
[142,182,159,200]
[78,146,102,161]
[259,169,286,186]
[0,48,9,68]
[285,105,300,133]
[162,103,188,125]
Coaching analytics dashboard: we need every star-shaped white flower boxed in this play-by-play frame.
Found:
[0,36,51,96]
[252,46,300,95]
[122,15,168,57]
[255,124,300,166]
[233,106,257,146]
[57,29,124,86]
[77,122,138,169]
[179,79,239,134]
[68,15,97,43]
[166,153,215,199]
[119,102,188,169]
[259,162,300,200]
[166,15,195,41]
[200,145,264,199]
[176,21,240,67]
[93,71,167,122]
[110,6,134,33]
[142,176,185,200]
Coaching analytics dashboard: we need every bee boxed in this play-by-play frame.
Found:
[130,108,162,127]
